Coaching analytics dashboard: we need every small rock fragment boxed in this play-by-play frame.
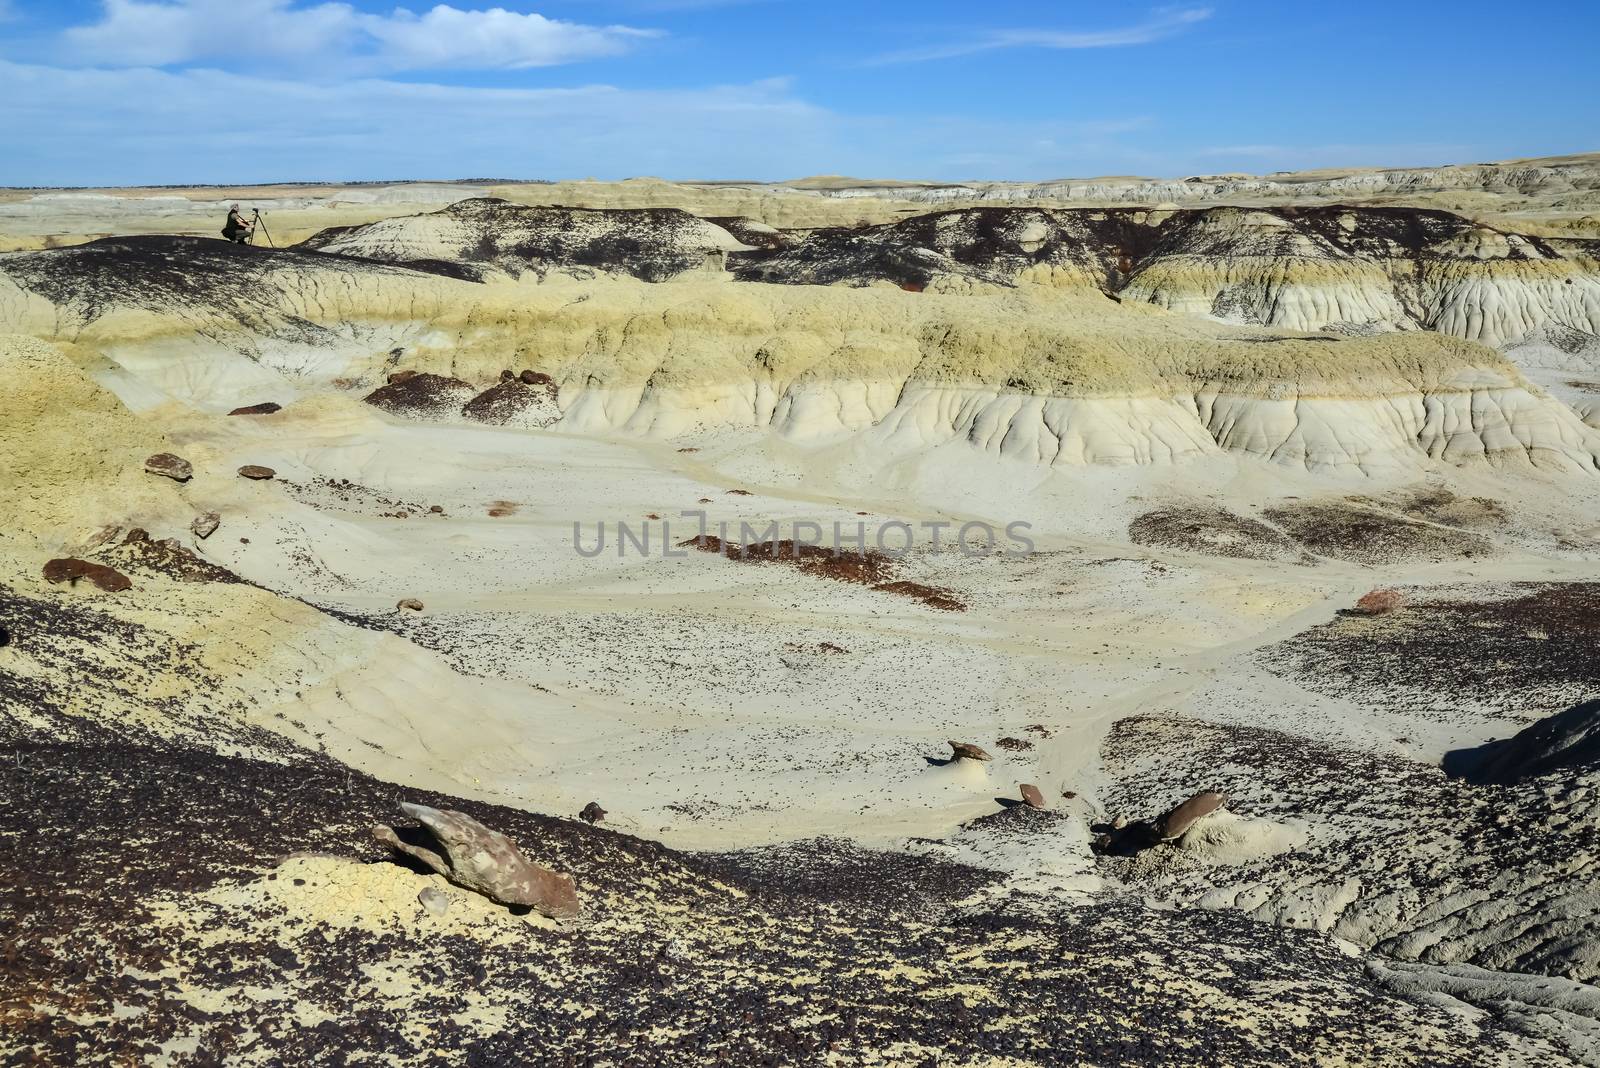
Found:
[429,505,444,514]
[238,465,276,480]
[42,558,132,592]
[1158,791,1228,841]
[948,741,992,763]
[145,452,193,482]
[192,512,221,539]
[396,598,424,612]
[499,369,515,381]
[373,802,580,918]
[519,369,555,387]
[579,802,606,824]
[1019,784,1046,809]
[388,370,418,384]
[417,887,451,916]
[1354,589,1405,615]
[228,402,282,416]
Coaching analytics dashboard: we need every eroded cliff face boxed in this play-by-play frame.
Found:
[296,198,1600,352]
[3,225,1598,475]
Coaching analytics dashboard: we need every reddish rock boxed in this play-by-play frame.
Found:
[374,802,580,918]
[144,452,193,482]
[1354,589,1406,615]
[1157,791,1228,841]
[387,370,418,385]
[520,369,555,387]
[228,402,282,416]
[364,373,475,419]
[396,598,424,612]
[42,558,132,592]
[948,741,992,763]
[579,802,606,824]
[1019,784,1046,809]
[238,465,276,480]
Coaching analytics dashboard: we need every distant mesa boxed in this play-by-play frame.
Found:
[298,198,750,283]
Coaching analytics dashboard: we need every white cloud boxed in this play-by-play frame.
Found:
[867,6,1212,65]
[62,0,658,71]
[0,58,1164,186]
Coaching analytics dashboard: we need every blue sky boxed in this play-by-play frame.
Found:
[2,1,1596,186]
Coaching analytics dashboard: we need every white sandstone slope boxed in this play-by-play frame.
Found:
[2,237,1597,475]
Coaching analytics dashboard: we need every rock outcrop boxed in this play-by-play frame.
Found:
[374,802,581,919]
[1448,698,1600,784]
[299,199,749,283]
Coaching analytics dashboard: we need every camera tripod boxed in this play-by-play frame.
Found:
[247,208,276,248]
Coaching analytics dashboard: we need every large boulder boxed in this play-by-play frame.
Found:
[373,802,580,919]
[1447,698,1600,784]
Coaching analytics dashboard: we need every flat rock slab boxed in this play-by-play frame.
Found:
[228,402,282,416]
[238,465,276,480]
[144,452,192,482]
[43,558,131,592]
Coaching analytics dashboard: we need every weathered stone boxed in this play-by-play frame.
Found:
[520,369,556,388]
[144,452,193,482]
[580,802,606,824]
[228,402,282,416]
[948,741,992,763]
[42,558,132,592]
[387,369,418,384]
[428,505,444,514]
[191,512,220,539]
[373,802,580,918]
[1019,784,1046,809]
[238,465,276,480]
[1158,791,1228,841]
[396,598,424,612]
[1354,588,1406,615]
[417,887,451,916]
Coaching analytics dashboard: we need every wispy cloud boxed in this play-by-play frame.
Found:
[866,6,1212,65]
[62,0,661,72]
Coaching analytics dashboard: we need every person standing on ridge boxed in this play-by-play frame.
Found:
[222,204,254,244]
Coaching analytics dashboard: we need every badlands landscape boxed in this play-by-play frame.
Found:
[3,154,1600,1064]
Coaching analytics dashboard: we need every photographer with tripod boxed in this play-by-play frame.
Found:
[221,204,274,246]
[222,203,254,244]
